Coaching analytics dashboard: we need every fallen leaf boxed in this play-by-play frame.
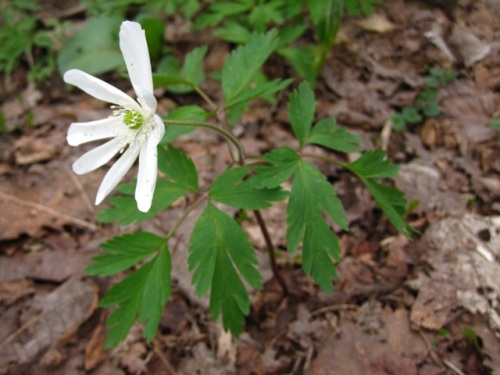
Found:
[356,13,395,33]
[0,276,98,368]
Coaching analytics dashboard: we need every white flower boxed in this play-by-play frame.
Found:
[64,21,165,213]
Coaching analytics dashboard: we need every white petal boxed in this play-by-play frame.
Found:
[135,118,165,212]
[119,21,155,110]
[72,138,125,175]
[67,116,124,146]
[64,69,138,108]
[95,146,140,205]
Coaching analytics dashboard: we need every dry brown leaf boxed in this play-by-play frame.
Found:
[0,276,97,368]
[356,13,395,33]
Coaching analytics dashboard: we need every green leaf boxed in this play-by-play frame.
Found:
[222,30,279,104]
[96,179,190,226]
[344,0,382,16]
[209,0,252,16]
[137,16,164,62]
[391,113,406,132]
[161,105,208,143]
[158,144,199,191]
[248,0,285,32]
[345,151,414,237]
[58,16,123,76]
[214,21,251,44]
[288,81,315,146]
[286,160,347,292]
[225,78,292,108]
[307,118,360,153]
[101,243,171,347]
[209,167,288,209]
[181,46,208,87]
[361,179,414,237]
[401,107,422,125]
[277,24,307,48]
[154,46,208,93]
[278,46,317,85]
[189,204,262,335]
[345,150,399,179]
[87,232,165,277]
[251,147,300,188]
[490,118,500,131]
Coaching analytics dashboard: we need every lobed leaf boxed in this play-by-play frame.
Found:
[221,30,279,104]
[209,167,288,209]
[189,204,262,335]
[306,118,360,153]
[87,232,165,277]
[97,236,171,347]
[288,81,315,146]
[286,160,347,292]
[345,150,399,179]
[251,147,300,189]
[158,145,199,192]
[96,179,190,226]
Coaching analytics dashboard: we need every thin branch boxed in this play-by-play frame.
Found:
[0,189,98,231]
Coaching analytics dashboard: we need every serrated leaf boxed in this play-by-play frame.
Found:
[222,30,279,104]
[209,167,287,209]
[251,147,300,189]
[161,106,208,144]
[226,78,292,108]
[181,46,208,87]
[100,242,171,347]
[158,145,199,191]
[345,150,399,179]
[214,21,251,44]
[289,81,315,146]
[360,178,414,237]
[391,113,406,132]
[153,47,207,93]
[306,118,360,153]
[210,0,252,16]
[278,46,317,85]
[189,204,262,335]
[345,152,414,237]
[286,160,347,292]
[87,232,165,277]
[96,179,189,226]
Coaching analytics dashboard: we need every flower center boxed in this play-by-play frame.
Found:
[123,109,145,130]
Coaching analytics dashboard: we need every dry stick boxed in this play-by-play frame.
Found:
[0,189,98,231]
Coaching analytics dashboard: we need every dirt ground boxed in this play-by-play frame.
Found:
[1,0,500,374]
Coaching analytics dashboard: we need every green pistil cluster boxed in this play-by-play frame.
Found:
[123,110,144,130]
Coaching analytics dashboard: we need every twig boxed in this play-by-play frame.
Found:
[442,359,466,375]
[65,165,94,214]
[0,189,98,231]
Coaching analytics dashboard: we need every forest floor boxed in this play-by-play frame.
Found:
[1,0,500,374]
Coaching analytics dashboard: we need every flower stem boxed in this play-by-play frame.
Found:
[163,119,245,164]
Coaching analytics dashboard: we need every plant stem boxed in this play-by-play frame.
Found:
[194,86,218,111]
[301,152,345,166]
[166,196,207,240]
[163,119,245,164]
[253,210,288,295]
